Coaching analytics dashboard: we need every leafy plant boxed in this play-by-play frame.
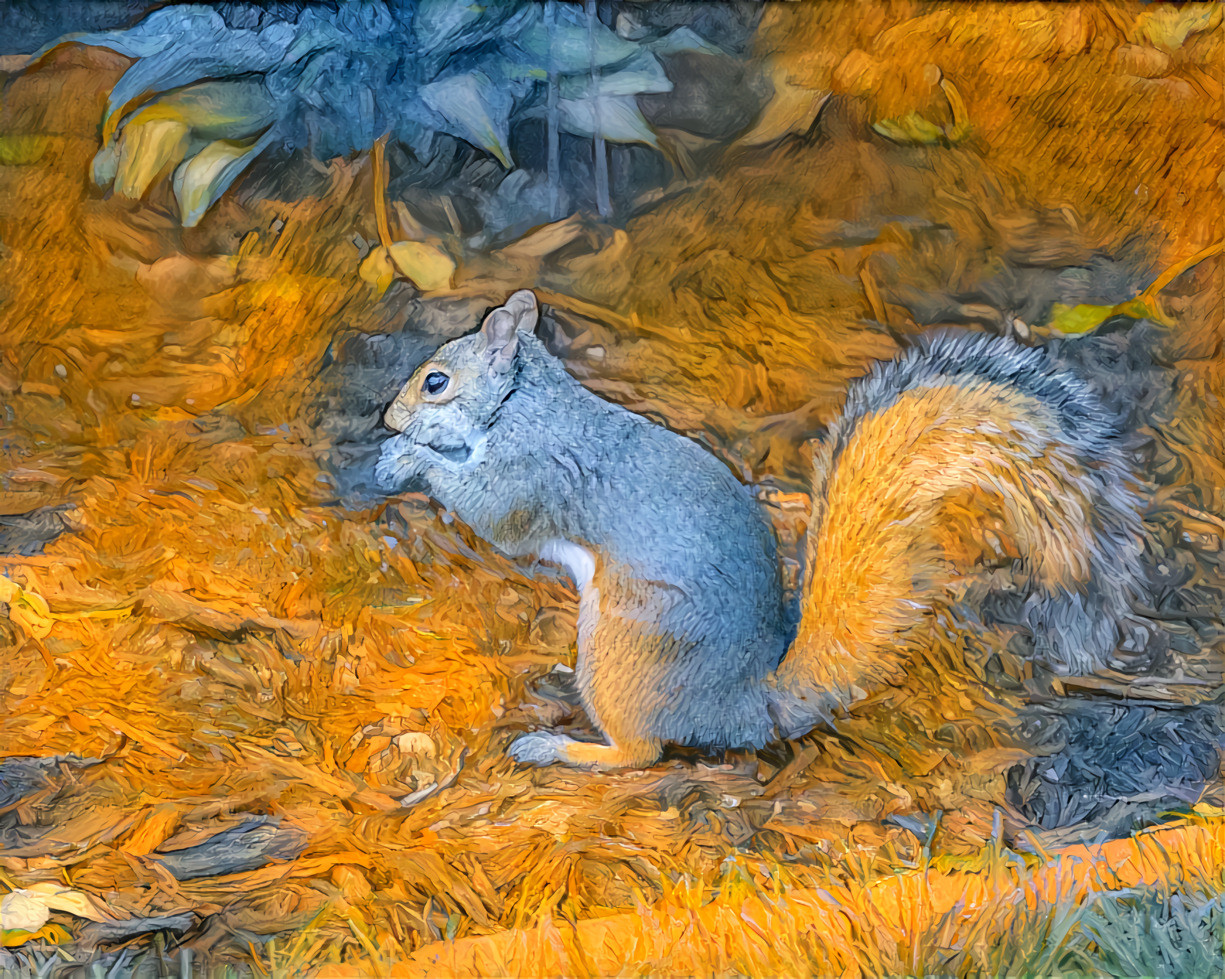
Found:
[1085,889,1225,978]
[35,0,720,228]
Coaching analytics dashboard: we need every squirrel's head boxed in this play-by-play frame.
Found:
[378,289,538,481]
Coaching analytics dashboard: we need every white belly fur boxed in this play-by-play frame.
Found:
[539,539,595,594]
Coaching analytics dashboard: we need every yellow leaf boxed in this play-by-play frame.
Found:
[872,111,946,145]
[1,923,71,947]
[21,884,109,922]
[1045,296,1172,337]
[1042,239,1215,336]
[172,137,263,227]
[940,78,971,142]
[358,246,396,296]
[1113,296,1174,327]
[0,576,55,638]
[0,135,50,166]
[1135,4,1222,52]
[1046,302,1117,335]
[1,892,49,932]
[2,885,109,931]
[114,116,190,199]
[387,240,456,293]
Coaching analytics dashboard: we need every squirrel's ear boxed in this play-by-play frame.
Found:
[501,289,539,332]
[480,290,538,373]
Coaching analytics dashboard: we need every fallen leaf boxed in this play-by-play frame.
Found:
[173,134,270,227]
[359,246,397,295]
[737,60,827,145]
[939,77,971,141]
[387,240,456,293]
[1,923,71,947]
[0,575,54,638]
[556,94,660,146]
[1134,4,1222,52]
[873,111,946,145]
[19,884,109,922]
[0,135,50,166]
[0,892,50,932]
[418,70,514,167]
[1,884,109,934]
[1113,44,1173,79]
[122,804,182,857]
[1045,296,1172,336]
[497,214,588,262]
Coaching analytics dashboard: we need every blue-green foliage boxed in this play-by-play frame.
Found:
[1087,889,1225,978]
[39,1,717,226]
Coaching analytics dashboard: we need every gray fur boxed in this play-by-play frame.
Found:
[377,309,787,751]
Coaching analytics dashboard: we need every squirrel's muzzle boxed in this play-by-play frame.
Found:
[383,395,412,433]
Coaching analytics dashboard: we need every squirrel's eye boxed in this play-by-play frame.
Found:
[422,371,449,396]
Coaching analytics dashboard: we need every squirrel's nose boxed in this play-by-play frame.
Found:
[382,400,409,433]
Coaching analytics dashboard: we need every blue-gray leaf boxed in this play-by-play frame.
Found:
[103,24,295,136]
[142,79,279,142]
[31,6,226,62]
[514,11,641,77]
[419,70,514,167]
[559,50,672,100]
[413,1,538,74]
[647,26,725,58]
[557,94,658,146]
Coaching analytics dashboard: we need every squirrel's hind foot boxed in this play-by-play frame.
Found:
[508,731,661,770]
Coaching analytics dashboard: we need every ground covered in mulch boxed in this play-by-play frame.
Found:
[0,3,1222,975]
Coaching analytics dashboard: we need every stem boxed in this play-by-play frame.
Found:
[1139,239,1224,301]
[546,1,560,220]
[593,133,610,219]
[371,134,393,250]
[586,0,610,218]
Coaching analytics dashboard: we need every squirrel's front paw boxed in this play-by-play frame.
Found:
[375,435,424,493]
[508,731,573,766]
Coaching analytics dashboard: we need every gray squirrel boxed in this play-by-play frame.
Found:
[375,290,1145,769]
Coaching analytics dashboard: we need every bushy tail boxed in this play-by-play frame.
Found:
[767,333,1145,738]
